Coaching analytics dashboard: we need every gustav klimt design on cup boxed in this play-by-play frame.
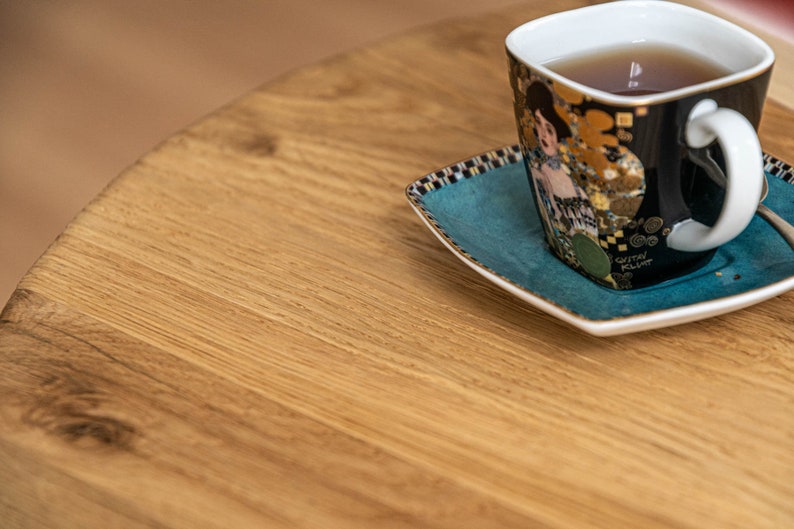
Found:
[510,58,656,289]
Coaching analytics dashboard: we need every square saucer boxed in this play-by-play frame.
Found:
[406,145,794,336]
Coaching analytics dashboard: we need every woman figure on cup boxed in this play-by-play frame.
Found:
[527,82,598,241]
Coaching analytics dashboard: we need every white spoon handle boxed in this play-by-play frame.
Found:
[756,203,794,249]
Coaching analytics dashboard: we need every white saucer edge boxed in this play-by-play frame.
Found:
[409,200,794,337]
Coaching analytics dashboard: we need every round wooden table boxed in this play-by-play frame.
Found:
[2,1,793,527]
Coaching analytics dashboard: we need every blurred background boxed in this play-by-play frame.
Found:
[0,0,523,307]
[0,0,790,308]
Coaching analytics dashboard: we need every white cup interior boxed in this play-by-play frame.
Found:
[506,1,774,103]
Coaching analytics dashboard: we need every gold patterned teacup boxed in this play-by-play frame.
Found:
[506,1,774,290]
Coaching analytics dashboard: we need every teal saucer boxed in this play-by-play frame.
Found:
[406,145,794,336]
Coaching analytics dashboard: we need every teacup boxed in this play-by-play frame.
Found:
[506,1,774,290]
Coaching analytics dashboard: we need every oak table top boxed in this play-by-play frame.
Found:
[2,1,793,528]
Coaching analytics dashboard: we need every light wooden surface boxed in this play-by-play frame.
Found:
[0,0,519,308]
[2,1,794,528]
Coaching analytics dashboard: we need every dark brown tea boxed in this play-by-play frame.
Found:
[547,44,732,96]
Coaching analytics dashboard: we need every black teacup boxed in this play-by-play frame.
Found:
[506,1,774,290]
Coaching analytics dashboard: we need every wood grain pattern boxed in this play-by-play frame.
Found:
[2,1,794,528]
[0,0,520,308]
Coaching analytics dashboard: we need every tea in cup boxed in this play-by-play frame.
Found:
[506,1,774,289]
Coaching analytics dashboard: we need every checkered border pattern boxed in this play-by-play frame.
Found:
[406,146,794,266]
[408,146,794,204]
[406,145,523,200]
[763,153,794,184]
[405,145,522,264]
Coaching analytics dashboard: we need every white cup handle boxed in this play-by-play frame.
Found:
[666,99,764,252]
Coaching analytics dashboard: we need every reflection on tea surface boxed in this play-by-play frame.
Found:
[547,44,732,95]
